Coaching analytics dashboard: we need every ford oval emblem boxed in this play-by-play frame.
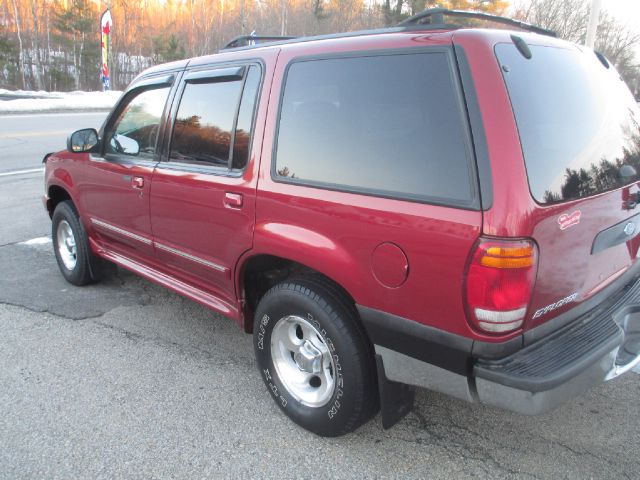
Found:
[624,222,636,236]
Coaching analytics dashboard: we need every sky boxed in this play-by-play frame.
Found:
[603,0,640,32]
[515,0,640,53]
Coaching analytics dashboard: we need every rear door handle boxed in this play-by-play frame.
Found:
[224,192,243,208]
[132,176,144,189]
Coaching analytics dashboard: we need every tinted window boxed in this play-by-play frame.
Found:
[274,52,475,205]
[106,86,170,159]
[233,66,261,169]
[496,44,640,204]
[170,79,243,168]
[170,65,261,170]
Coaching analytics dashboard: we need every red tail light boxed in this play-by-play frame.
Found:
[465,238,538,334]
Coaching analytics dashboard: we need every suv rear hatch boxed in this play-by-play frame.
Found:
[495,40,640,332]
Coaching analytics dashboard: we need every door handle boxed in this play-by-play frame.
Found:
[224,192,243,208]
[132,176,144,189]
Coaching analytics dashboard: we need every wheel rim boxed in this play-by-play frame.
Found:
[56,220,77,270]
[270,315,336,407]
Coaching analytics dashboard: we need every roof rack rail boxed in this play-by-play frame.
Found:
[398,8,556,37]
[222,35,298,50]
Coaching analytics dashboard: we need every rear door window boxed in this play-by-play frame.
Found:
[274,51,477,207]
[496,43,640,204]
[168,65,261,171]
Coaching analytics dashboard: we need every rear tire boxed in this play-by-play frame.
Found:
[52,201,101,286]
[253,278,378,436]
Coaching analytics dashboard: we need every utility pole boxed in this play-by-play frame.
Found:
[585,0,603,48]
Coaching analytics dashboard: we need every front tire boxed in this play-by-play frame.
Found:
[253,278,378,436]
[52,200,97,286]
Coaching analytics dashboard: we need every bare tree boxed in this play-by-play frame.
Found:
[383,0,404,26]
[9,0,26,89]
[239,0,245,34]
[512,0,589,40]
[29,0,43,90]
[44,0,51,90]
[513,0,640,88]
[595,12,640,84]
[218,0,226,50]
[280,0,287,35]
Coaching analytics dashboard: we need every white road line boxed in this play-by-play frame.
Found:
[0,167,44,177]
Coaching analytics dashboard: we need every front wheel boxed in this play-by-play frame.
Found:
[52,200,98,286]
[253,278,378,436]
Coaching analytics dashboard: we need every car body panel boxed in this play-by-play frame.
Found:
[148,50,279,310]
[251,32,485,339]
[453,30,640,332]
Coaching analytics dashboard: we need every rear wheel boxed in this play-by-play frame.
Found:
[52,201,101,286]
[253,278,378,436]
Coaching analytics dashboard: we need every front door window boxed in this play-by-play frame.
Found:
[105,86,171,160]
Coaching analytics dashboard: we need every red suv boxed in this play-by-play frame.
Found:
[43,9,640,436]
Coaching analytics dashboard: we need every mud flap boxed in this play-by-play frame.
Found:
[375,354,415,429]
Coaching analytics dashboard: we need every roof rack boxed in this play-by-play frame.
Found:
[398,8,556,37]
[222,35,298,50]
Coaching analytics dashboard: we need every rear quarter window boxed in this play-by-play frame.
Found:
[496,43,640,204]
[273,51,478,208]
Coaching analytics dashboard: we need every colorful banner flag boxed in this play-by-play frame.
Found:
[100,9,112,91]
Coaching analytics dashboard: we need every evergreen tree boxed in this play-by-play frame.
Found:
[54,0,99,90]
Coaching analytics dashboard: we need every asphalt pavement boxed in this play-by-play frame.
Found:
[0,112,639,479]
[0,112,108,173]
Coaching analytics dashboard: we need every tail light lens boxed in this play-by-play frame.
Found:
[465,238,538,334]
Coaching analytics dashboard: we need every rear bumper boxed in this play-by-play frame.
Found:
[475,350,619,415]
[474,298,640,414]
[359,274,640,415]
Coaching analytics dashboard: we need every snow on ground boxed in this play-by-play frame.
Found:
[0,89,122,113]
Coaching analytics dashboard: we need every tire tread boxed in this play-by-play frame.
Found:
[52,200,96,286]
[255,278,379,436]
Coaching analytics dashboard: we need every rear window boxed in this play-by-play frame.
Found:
[496,43,640,204]
[274,51,477,207]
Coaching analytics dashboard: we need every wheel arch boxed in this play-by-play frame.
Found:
[237,253,359,334]
[46,184,73,218]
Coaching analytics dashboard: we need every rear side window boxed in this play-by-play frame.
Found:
[233,66,261,169]
[169,65,261,171]
[274,52,476,206]
[496,44,640,204]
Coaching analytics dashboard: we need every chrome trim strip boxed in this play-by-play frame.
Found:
[90,218,152,245]
[90,218,227,273]
[154,241,227,272]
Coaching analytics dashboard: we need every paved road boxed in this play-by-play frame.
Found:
[1,113,639,479]
[0,112,107,173]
